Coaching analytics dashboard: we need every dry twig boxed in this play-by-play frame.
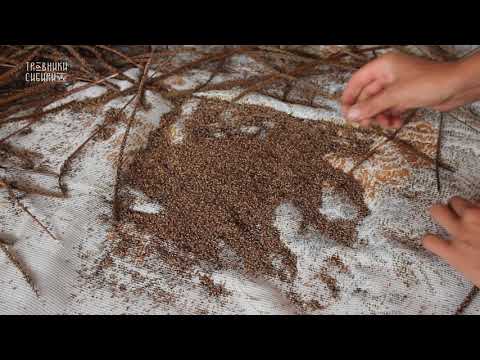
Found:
[348,112,417,174]
[113,49,154,220]
[436,113,444,194]
[446,112,480,134]
[0,71,125,145]
[231,59,328,103]
[0,46,43,87]
[455,286,479,315]
[96,45,144,70]
[0,179,57,242]
[0,241,39,296]
[59,94,137,195]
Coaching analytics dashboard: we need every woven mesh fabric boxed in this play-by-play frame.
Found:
[1,45,480,314]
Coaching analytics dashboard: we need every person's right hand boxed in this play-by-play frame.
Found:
[341,51,480,129]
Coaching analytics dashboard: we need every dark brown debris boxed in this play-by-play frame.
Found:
[198,274,231,298]
[455,286,479,315]
[318,270,340,299]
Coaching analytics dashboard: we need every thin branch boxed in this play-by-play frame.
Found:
[58,94,137,195]
[390,45,416,56]
[393,137,455,172]
[348,138,391,175]
[455,286,479,315]
[133,47,202,59]
[0,72,124,144]
[257,90,334,111]
[348,112,416,175]
[0,47,226,126]
[0,82,141,149]
[194,56,228,92]
[246,50,334,102]
[335,46,368,61]
[282,81,294,102]
[155,62,227,101]
[0,242,39,296]
[447,112,480,134]
[46,46,67,62]
[6,45,37,61]
[363,112,455,173]
[60,45,119,92]
[0,143,39,169]
[460,46,480,59]
[231,59,328,103]
[79,45,135,84]
[0,54,17,65]
[96,45,144,70]
[113,49,154,221]
[0,81,58,108]
[414,45,457,61]
[1,180,57,242]
[0,70,122,125]
[255,46,359,71]
[232,47,364,102]
[152,47,249,84]
[0,116,42,145]
[0,46,43,87]
[436,113,444,194]
[7,181,65,199]
[354,45,392,54]
[0,164,59,178]
[60,45,95,75]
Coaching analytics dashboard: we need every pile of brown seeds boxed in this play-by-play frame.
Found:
[114,98,373,284]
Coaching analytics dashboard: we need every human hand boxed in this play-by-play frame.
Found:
[423,196,480,288]
[341,51,480,129]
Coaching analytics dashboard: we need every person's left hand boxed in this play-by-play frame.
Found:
[423,196,480,288]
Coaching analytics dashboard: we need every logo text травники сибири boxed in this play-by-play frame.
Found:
[25,61,69,82]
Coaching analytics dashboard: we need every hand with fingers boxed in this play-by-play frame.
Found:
[423,196,480,287]
[341,51,480,129]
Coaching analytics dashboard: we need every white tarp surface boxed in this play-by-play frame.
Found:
[1,45,480,314]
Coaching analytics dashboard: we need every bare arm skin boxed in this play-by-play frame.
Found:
[424,198,480,288]
[341,51,480,287]
[341,51,480,128]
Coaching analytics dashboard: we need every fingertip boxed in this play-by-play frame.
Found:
[449,195,465,203]
[386,118,396,129]
[341,86,357,108]
[391,117,403,129]
[429,203,444,216]
[429,203,461,236]
[341,93,352,106]
[422,234,451,257]
[349,91,395,123]
[463,207,480,225]
[360,118,371,128]
[347,107,361,122]
[342,66,377,107]
[448,196,471,216]
[422,234,438,249]
[376,114,390,128]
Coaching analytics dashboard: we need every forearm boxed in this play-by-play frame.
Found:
[450,53,480,102]
[341,51,480,128]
